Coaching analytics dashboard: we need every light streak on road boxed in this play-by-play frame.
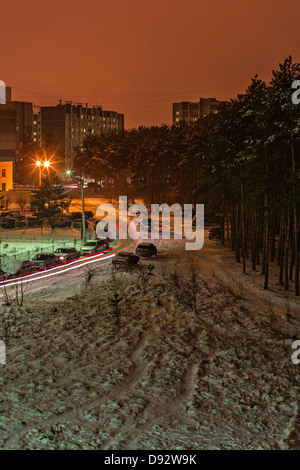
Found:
[0,224,136,289]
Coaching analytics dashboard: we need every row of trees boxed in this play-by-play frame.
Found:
[72,57,299,295]
[197,57,300,295]
[73,123,204,203]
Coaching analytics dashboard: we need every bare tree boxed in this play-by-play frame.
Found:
[16,194,27,215]
[84,265,97,289]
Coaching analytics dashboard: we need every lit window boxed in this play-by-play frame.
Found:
[176,118,180,122]
[2,169,5,178]
[176,111,180,115]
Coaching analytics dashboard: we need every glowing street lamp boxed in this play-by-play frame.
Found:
[36,160,51,186]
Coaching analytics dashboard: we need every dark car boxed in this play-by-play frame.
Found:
[112,252,139,269]
[8,211,22,219]
[0,211,15,219]
[69,211,92,220]
[208,227,222,240]
[14,261,36,277]
[1,218,16,229]
[55,247,80,263]
[1,216,27,229]
[53,215,72,228]
[32,253,58,270]
[68,212,83,221]
[81,239,109,256]
[84,211,94,220]
[73,219,89,229]
[135,243,157,259]
[27,217,43,227]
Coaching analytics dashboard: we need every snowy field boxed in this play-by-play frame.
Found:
[0,234,300,450]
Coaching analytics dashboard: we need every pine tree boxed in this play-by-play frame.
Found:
[31,170,72,230]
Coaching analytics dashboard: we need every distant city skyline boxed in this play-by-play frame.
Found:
[1,0,300,128]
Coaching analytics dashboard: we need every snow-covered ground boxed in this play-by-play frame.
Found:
[0,232,299,450]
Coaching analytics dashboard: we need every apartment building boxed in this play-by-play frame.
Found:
[0,161,13,191]
[0,100,33,163]
[173,97,223,125]
[39,101,125,168]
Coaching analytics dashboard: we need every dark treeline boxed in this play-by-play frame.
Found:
[73,122,205,204]
[74,57,300,295]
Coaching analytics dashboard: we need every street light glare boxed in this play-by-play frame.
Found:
[43,161,50,168]
[36,161,41,167]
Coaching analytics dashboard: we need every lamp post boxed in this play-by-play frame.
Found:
[66,170,86,243]
[36,161,42,186]
[36,160,51,186]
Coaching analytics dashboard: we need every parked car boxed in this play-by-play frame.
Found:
[8,211,23,219]
[112,252,139,269]
[1,218,16,229]
[32,253,58,270]
[84,211,94,220]
[68,212,83,221]
[81,239,109,256]
[27,217,43,227]
[1,216,27,229]
[14,261,36,277]
[55,247,80,263]
[69,211,93,220]
[208,227,222,240]
[73,219,89,230]
[53,215,72,228]
[135,243,157,258]
[0,211,15,218]
[0,269,8,281]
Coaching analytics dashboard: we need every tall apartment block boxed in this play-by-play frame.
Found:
[36,101,125,169]
[172,97,223,125]
[0,88,124,170]
[0,100,33,163]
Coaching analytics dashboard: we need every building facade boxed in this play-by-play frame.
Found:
[0,100,33,163]
[0,161,13,191]
[0,89,125,172]
[173,97,223,125]
[39,101,125,169]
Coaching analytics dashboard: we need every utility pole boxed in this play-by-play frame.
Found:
[80,178,86,243]
[66,170,87,243]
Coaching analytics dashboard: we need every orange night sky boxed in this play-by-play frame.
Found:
[1,0,300,128]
